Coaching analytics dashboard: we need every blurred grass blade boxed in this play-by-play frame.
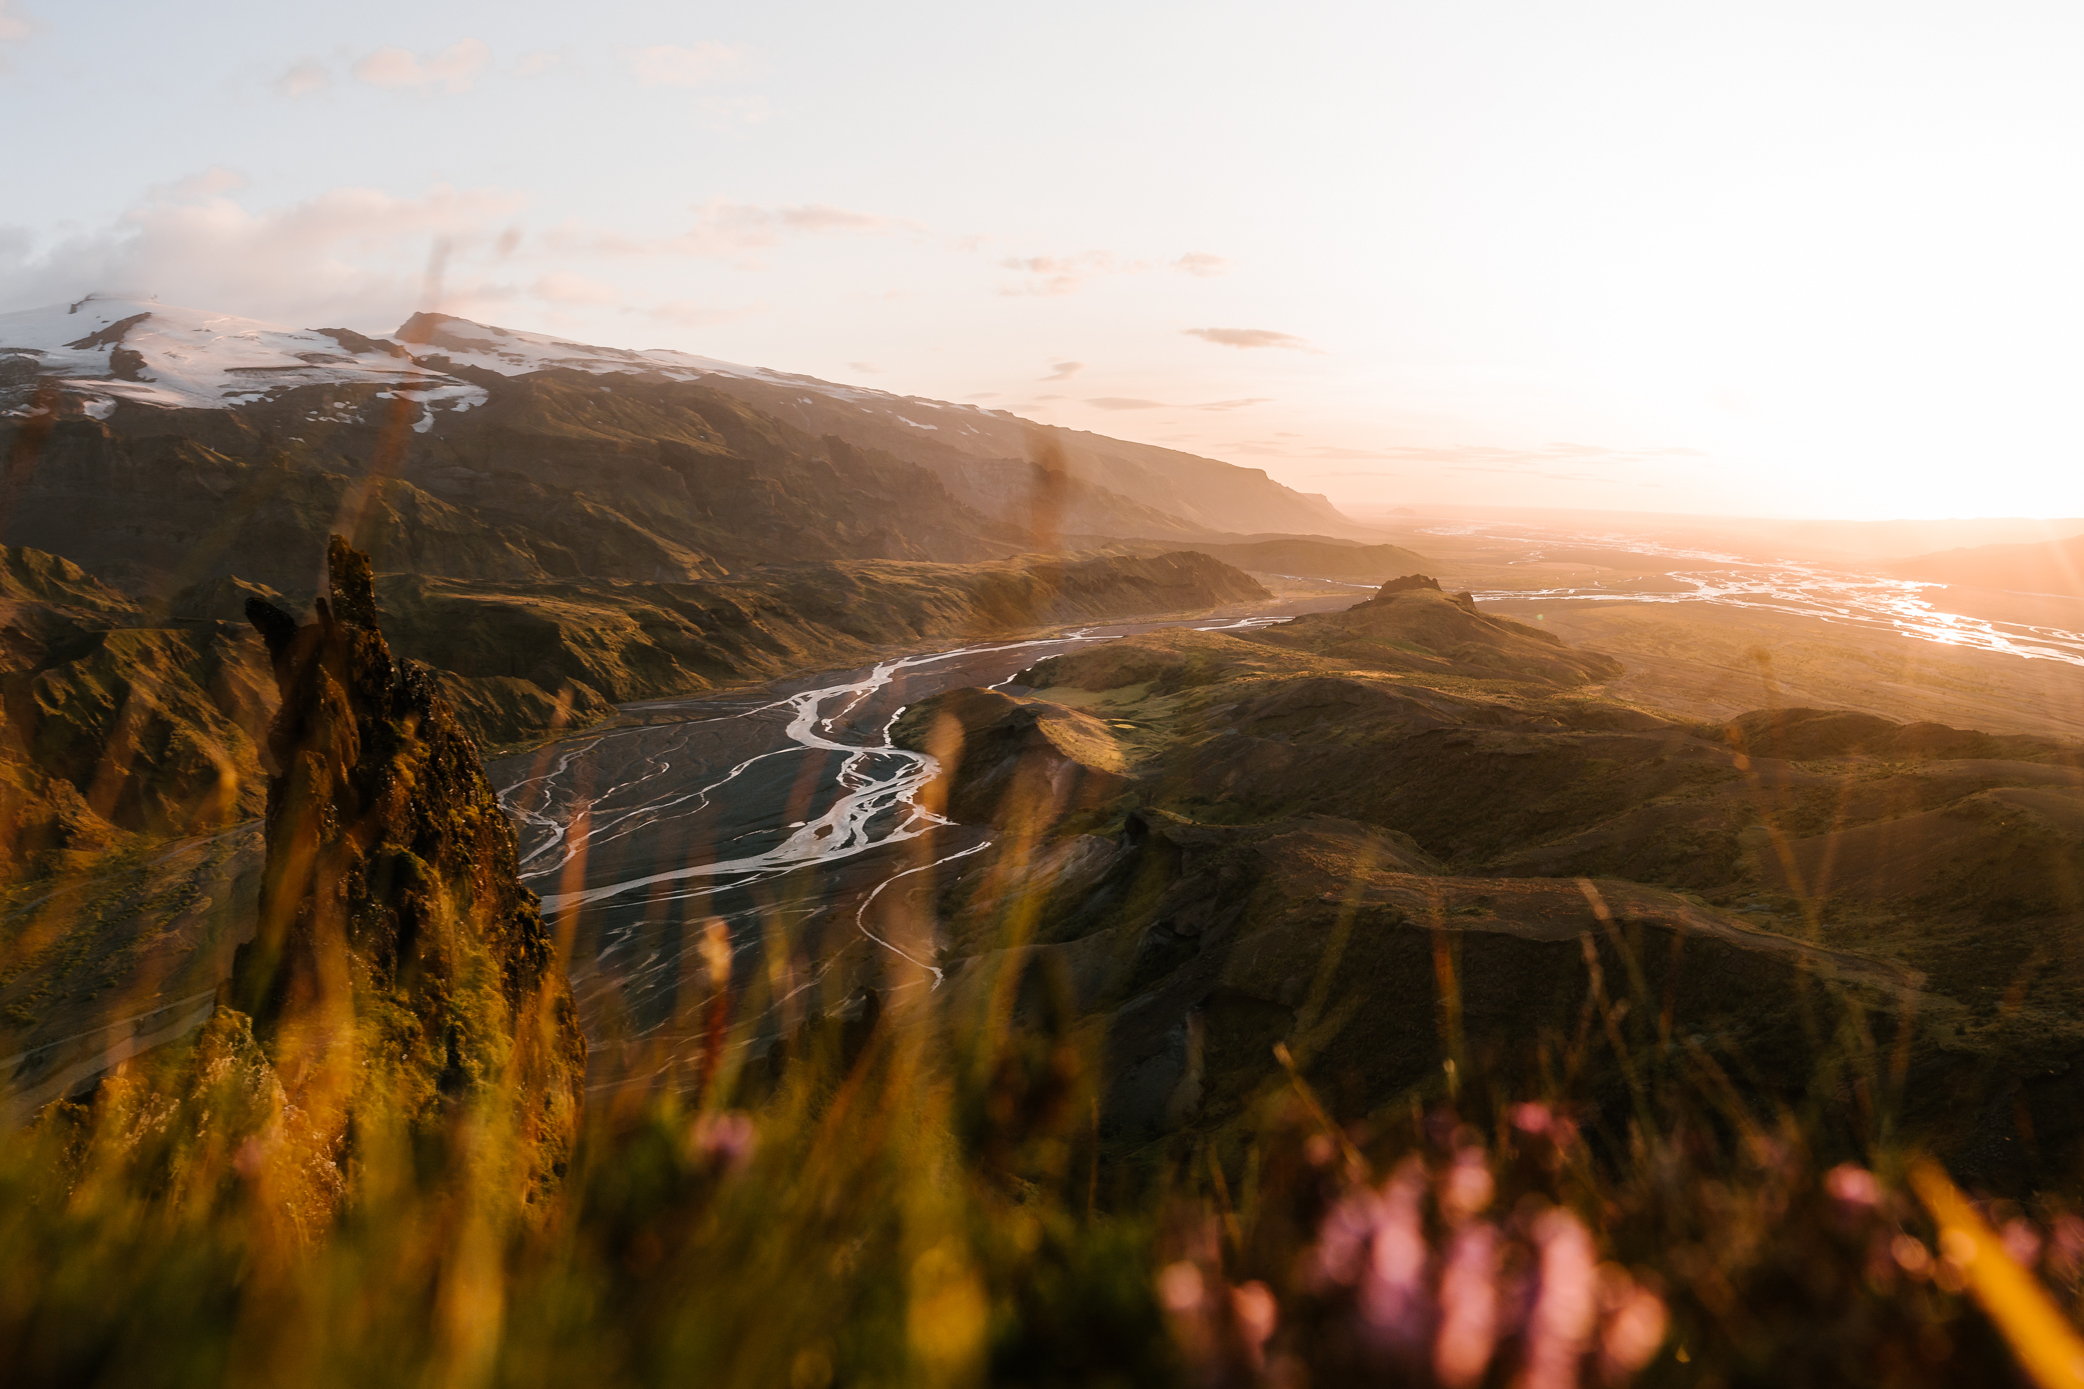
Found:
[1910,1158,2084,1388]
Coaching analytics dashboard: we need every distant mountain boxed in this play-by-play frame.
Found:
[393,312,1372,541]
[0,296,1376,599]
[1888,532,2084,597]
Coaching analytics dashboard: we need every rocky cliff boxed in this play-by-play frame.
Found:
[224,537,584,1204]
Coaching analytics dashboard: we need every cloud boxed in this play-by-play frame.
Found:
[276,59,330,98]
[1182,327,1314,351]
[998,252,1133,296]
[0,176,527,329]
[0,1,42,65]
[624,42,748,88]
[997,248,1225,296]
[532,271,622,306]
[515,51,562,78]
[1191,397,1272,412]
[556,200,900,260]
[353,39,491,94]
[1086,397,1167,411]
[1040,360,1083,382]
[847,361,880,374]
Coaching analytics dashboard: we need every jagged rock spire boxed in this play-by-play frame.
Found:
[231,535,584,1204]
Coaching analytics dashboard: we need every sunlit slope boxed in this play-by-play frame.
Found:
[372,551,1271,744]
[395,311,1374,541]
[1890,531,2084,598]
[917,581,2084,1187]
[0,545,273,873]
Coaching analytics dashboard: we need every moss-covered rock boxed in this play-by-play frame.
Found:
[226,536,585,1209]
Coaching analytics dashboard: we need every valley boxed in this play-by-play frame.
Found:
[5,294,2084,1384]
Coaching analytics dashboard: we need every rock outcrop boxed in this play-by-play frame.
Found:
[1252,577,1623,686]
[227,537,584,1203]
[892,687,1129,829]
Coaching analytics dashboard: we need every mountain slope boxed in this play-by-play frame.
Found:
[394,311,1371,540]
[1888,531,2084,597]
[1,295,1377,594]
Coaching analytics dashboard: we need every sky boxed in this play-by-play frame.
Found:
[2,0,2081,520]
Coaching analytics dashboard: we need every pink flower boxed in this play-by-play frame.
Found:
[689,1110,757,1172]
[1232,1280,1278,1368]
[1158,1261,1206,1314]
[2049,1215,2084,1281]
[2002,1218,2043,1270]
[1521,1208,1598,1389]
[1309,1187,1387,1290]
[1441,1148,1495,1222]
[1824,1164,1879,1207]
[1597,1269,1668,1382]
[1433,1221,1502,1387]
[1359,1158,1434,1355]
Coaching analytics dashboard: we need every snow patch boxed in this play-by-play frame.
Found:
[0,295,452,413]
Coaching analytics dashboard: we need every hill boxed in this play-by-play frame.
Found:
[1888,531,2084,597]
[0,296,1377,601]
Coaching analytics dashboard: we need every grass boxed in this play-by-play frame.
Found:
[3,864,2082,1389]
[6,560,2084,1387]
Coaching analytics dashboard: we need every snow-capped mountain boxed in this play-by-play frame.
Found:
[0,293,1372,544]
[3,294,1020,444]
[0,295,483,427]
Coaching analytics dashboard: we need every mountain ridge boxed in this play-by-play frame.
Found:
[1,295,1375,554]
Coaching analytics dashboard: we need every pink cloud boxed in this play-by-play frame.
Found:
[275,59,329,98]
[0,178,527,328]
[1182,327,1315,351]
[353,39,491,95]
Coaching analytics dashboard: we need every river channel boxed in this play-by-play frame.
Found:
[486,602,1328,1081]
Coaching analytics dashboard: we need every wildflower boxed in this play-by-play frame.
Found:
[1596,1266,1668,1383]
[2001,1218,2043,1270]
[1433,1221,1501,1387]
[1441,1146,1495,1222]
[1824,1163,1879,1207]
[2044,1214,2083,1282]
[1892,1234,1933,1278]
[1359,1158,1433,1355]
[1308,1187,1387,1291]
[1159,1261,1206,1314]
[689,1110,757,1172]
[1231,1280,1278,1369]
[1522,1207,1598,1389]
